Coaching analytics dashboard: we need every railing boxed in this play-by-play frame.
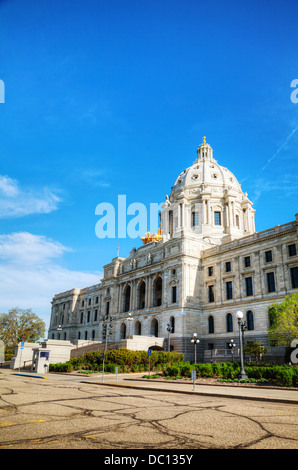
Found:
[203,221,295,257]
[204,349,240,362]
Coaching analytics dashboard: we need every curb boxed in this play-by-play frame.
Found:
[80,380,298,404]
[13,373,47,379]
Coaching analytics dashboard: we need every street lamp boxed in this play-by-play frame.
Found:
[236,311,248,379]
[127,312,133,339]
[229,339,236,362]
[56,324,62,340]
[191,333,200,365]
[102,313,113,352]
[167,322,173,352]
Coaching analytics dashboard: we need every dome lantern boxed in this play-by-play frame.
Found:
[196,136,214,162]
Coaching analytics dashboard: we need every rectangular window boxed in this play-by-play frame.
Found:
[88,299,91,306]
[208,285,215,303]
[87,311,90,323]
[226,281,233,300]
[208,266,213,276]
[265,250,273,262]
[288,244,297,257]
[245,277,253,296]
[225,261,231,272]
[94,309,98,322]
[267,272,276,293]
[214,211,221,226]
[192,212,199,227]
[81,300,84,307]
[244,256,251,268]
[80,312,84,324]
[95,296,99,304]
[290,267,298,289]
[171,286,177,303]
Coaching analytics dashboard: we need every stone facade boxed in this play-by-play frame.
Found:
[48,138,298,361]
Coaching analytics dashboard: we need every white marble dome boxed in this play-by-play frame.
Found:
[161,137,255,244]
[171,137,242,197]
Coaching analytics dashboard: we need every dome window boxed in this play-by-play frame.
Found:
[214,211,222,226]
[192,212,199,227]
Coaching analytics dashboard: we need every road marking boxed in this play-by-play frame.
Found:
[0,419,45,426]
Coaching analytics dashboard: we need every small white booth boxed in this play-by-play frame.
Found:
[32,348,51,374]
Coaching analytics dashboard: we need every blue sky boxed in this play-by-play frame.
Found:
[0,0,298,332]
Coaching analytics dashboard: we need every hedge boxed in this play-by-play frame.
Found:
[55,349,184,372]
[164,362,298,387]
[49,352,298,387]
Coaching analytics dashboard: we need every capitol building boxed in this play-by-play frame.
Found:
[48,138,298,362]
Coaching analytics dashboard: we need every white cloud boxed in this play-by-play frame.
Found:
[250,174,298,204]
[0,232,102,333]
[0,175,61,217]
[260,124,298,174]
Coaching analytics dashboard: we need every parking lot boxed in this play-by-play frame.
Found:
[0,369,297,450]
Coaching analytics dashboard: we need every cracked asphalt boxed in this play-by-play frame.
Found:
[0,369,297,450]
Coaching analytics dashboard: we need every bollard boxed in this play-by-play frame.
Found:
[192,369,196,391]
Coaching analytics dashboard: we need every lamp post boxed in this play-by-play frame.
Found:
[167,322,173,352]
[191,333,200,365]
[127,312,133,339]
[229,339,236,362]
[57,324,62,340]
[102,313,113,352]
[236,311,248,379]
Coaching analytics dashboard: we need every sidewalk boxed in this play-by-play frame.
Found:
[81,375,298,404]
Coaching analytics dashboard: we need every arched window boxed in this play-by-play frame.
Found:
[123,285,131,312]
[138,281,146,310]
[153,276,163,307]
[92,330,95,340]
[208,315,214,334]
[78,331,81,340]
[236,214,240,228]
[120,322,126,340]
[169,316,175,333]
[63,332,67,340]
[246,310,254,330]
[169,210,173,237]
[84,331,88,340]
[150,318,158,337]
[134,320,141,335]
[226,313,233,332]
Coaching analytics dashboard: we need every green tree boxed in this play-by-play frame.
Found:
[268,292,298,346]
[244,340,267,362]
[0,308,46,347]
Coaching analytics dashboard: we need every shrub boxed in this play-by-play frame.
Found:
[195,363,213,377]
[49,362,73,373]
[276,367,295,387]
[180,363,193,377]
[105,363,116,373]
[211,363,223,376]
[165,366,180,377]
